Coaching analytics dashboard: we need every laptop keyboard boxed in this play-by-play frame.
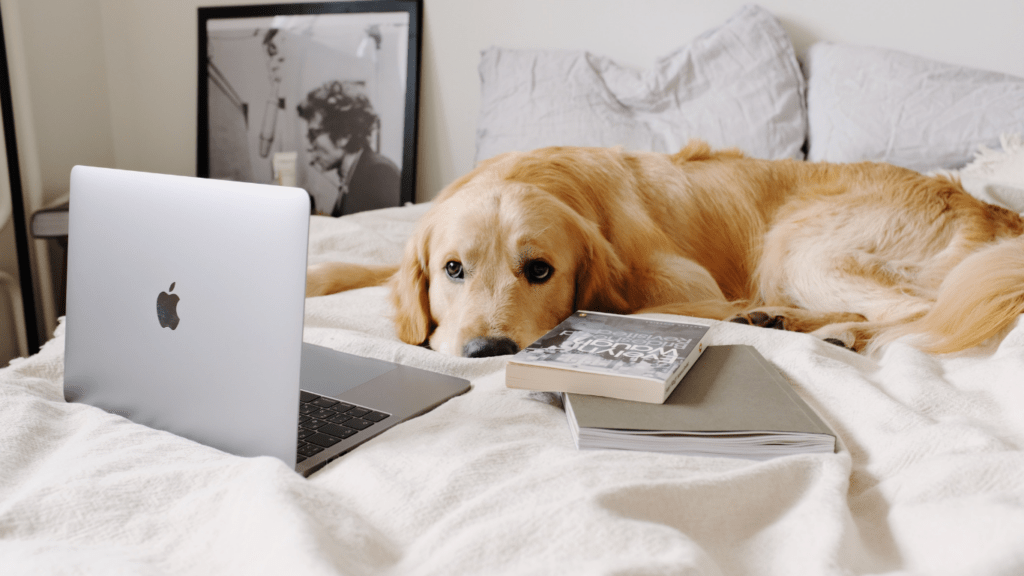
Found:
[297,390,390,463]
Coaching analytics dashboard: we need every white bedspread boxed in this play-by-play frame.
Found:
[3,200,1024,575]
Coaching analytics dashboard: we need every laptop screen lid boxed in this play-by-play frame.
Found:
[63,166,309,467]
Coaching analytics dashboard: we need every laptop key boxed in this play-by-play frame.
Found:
[319,423,357,439]
[301,418,328,430]
[297,443,324,457]
[311,408,338,420]
[364,411,390,422]
[346,407,371,418]
[300,403,319,415]
[299,391,319,403]
[312,397,339,408]
[343,417,373,431]
[327,413,352,424]
[298,428,315,440]
[307,433,342,448]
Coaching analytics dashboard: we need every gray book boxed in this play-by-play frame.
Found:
[563,345,837,459]
[505,311,711,403]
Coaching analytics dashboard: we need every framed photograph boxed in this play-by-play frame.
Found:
[198,0,422,216]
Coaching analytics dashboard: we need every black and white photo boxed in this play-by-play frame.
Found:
[198,1,421,215]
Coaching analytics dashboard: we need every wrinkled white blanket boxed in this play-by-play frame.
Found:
[3,175,1024,575]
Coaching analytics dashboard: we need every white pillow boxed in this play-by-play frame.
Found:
[475,5,807,164]
[805,42,1024,172]
[941,134,1024,214]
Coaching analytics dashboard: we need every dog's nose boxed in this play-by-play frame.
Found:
[463,336,520,358]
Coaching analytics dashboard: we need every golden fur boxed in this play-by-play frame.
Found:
[306,140,1024,357]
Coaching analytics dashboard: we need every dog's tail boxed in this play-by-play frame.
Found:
[871,235,1024,354]
[305,262,398,297]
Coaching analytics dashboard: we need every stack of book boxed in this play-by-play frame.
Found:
[505,311,837,460]
[505,311,711,404]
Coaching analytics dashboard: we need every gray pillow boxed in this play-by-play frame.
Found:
[475,5,807,164]
[805,42,1024,171]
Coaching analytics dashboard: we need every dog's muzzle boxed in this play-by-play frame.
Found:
[463,336,519,358]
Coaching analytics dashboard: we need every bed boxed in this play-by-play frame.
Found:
[4,6,1024,575]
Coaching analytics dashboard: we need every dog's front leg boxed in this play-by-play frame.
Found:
[305,262,398,297]
[634,254,744,320]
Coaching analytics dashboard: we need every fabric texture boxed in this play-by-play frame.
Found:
[805,42,1024,171]
[949,133,1024,214]
[2,197,1024,575]
[475,5,807,164]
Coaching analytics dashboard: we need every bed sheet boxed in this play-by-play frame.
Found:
[2,198,1024,576]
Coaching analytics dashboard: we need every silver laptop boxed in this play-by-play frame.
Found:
[63,166,469,477]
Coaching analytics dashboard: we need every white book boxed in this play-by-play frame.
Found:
[505,311,711,404]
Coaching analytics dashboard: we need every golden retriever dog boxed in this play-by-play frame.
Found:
[306,140,1024,358]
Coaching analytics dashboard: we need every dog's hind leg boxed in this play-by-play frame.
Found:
[306,262,398,297]
[728,308,928,352]
[743,218,943,350]
[728,307,867,333]
[730,272,940,350]
[811,317,929,352]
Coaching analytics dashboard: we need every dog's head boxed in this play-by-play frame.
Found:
[390,149,633,357]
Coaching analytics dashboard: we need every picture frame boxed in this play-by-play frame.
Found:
[0,10,39,357]
[197,0,422,216]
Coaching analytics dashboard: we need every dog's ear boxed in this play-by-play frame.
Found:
[572,217,632,314]
[390,226,434,346]
[389,163,499,347]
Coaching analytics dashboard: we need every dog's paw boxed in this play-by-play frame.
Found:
[729,308,867,335]
[729,310,788,330]
[305,263,336,297]
[823,337,853,350]
[814,326,861,352]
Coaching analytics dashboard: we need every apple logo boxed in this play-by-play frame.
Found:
[156,282,181,330]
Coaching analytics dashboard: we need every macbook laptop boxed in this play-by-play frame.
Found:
[63,166,469,477]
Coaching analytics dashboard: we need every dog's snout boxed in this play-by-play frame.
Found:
[463,336,520,358]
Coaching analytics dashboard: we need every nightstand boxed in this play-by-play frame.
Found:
[31,200,68,317]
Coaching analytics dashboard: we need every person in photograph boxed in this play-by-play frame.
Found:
[296,80,401,216]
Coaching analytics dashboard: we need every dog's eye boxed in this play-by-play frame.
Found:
[445,260,464,281]
[526,260,553,284]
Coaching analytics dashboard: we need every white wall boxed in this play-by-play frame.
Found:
[3,0,1024,333]
[2,0,120,337]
